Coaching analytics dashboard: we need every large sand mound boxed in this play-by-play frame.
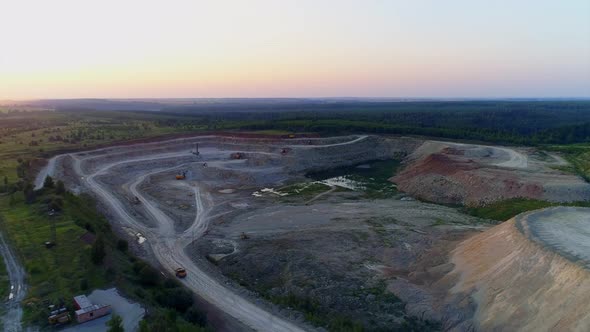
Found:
[449,207,590,331]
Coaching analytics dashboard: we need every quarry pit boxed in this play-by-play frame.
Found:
[36,134,590,331]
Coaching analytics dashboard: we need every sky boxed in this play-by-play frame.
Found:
[0,0,589,99]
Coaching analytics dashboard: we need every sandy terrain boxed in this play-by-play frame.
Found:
[449,207,590,331]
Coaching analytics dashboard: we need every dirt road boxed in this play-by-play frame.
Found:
[0,231,27,332]
[76,149,306,331]
[34,155,61,190]
[493,146,528,168]
[444,141,529,169]
[30,134,420,331]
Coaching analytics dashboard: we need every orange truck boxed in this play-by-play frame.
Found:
[175,267,187,278]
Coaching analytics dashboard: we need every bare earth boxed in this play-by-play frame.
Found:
[449,207,590,331]
[392,140,590,206]
[33,134,590,331]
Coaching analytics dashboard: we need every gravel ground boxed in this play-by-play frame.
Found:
[518,206,590,268]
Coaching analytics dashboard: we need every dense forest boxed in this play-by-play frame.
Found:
[160,100,590,145]
[4,100,590,145]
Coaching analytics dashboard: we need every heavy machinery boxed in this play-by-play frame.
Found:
[175,267,187,278]
[230,152,244,159]
[175,171,187,180]
[48,307,70,325]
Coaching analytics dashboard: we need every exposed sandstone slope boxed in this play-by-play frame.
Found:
[392,141,590,206]
[449,207,590,331]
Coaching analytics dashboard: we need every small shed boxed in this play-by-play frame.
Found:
[73,294,112,323]
[73,295,92,310]
[75,304,111,323]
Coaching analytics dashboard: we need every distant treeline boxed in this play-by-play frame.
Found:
[156,100,590,145]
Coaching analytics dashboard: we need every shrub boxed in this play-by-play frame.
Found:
[107,314,124,332]
[80,278,88,291]
[138,265,160,286]
[116,239,128,252]
[43,176,54,189]
[156,288,194,312]
[91,235,106,265]
[184,305,207,326]
[56,180,66,195]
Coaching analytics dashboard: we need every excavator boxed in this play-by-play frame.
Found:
[175,170,187,180]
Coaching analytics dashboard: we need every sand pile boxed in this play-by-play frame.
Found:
[449,207,590,331]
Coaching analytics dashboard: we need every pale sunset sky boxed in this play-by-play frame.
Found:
[1,0,589,99]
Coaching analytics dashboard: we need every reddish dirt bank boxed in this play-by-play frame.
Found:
[392,150,544,206]
[391,142,590,206]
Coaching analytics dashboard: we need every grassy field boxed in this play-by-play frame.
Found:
[0,191,110,323]
[0,110,215,329]
[548,144,590,182]
[0,187,208,330]
[464,198,590,221]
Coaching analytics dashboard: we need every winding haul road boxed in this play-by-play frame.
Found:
[71,149,306,331]
[28,134,533,331]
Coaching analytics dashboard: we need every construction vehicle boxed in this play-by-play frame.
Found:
[48,307,70,325]
[230,152,244,159]
[175,170,187,180]
[175,267,187,278]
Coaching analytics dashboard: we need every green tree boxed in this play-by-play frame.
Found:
[138,265,159,286]
[184,305,207,326]
[107,314,124,332]
[91,235,106,265]
[56,180,66,195]
[49,197,64,212]
[138,320,150,332]
[43,176,54,189]
[116,239,128,252]
[24,183,36,204]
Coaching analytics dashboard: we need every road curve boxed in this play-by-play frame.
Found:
[34,155,62,190]
[31,135,374,331]
[493,146,528,169]
[79,153,306,332]
[442,141,529,169]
